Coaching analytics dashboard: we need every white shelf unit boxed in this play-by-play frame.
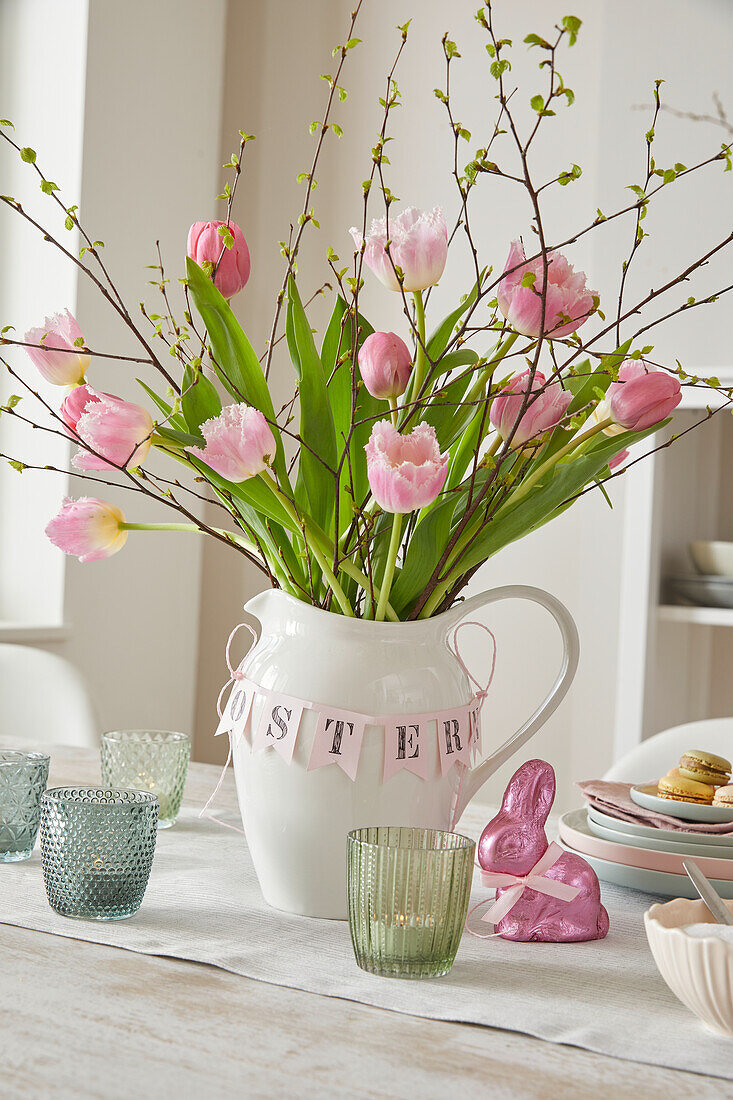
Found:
[613,370,733,758]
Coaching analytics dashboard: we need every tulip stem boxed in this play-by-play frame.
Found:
[388,395,398,426]
[259,471,402,620]
[376,512,403,622]
[409,290,427,405]
[501,417,613,508]
[120,521,269,569]
[418,416,616,619]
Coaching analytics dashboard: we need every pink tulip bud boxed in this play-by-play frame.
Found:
[608,448,629,471]
[350,206,447,292]
[188,403,276,482]
[365,421,448,513]
[607,359,682,431]
[359,332,412,400]
[45,497,127,562]
[187,220,251,300]
[497,240,597,339]
[490,370,572,446]
[24,310,89,386]
[72,389,154,471]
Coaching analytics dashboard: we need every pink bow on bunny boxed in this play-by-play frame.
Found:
[476,759,609,942]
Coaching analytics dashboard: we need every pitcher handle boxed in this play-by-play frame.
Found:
[452,585,579,823]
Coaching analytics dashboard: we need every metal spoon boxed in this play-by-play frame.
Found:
[683,858,733,925]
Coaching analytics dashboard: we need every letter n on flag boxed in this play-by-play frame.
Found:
[252,693,304,764]
[437,705,472,775]
[307,708,367,781]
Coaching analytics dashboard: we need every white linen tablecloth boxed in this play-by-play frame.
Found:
[0,795,730,1080]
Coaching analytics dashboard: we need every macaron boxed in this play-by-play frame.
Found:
[657,774,715,804]
[665,767,683,779]
[678,749,731,786]
[712,784,733,808]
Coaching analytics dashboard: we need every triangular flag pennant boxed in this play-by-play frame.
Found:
[469,699,483,761]
[382,716,433,782]
[436,704,472,775]
[252,693,304,764]
[307,707,367,781]
[215,676,254,746]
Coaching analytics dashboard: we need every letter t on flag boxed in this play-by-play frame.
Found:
[307,708,367,781]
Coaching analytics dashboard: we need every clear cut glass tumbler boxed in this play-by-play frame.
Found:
[0,751,50,862]
[347,826,475,979]
[101,730,190,828]
[41,786,158,920]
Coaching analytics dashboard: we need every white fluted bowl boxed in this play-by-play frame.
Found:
[644,898,733,1037]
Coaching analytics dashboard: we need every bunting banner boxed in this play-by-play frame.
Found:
[215,675,481,783]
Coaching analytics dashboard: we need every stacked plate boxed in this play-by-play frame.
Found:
[558,802,733,899]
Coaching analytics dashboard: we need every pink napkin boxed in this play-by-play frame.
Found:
[576,780,733,834]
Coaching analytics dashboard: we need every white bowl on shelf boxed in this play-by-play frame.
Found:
[644,897,733,1036]
[690,540,733,577]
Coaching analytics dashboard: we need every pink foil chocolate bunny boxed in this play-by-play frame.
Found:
[478,759,609,942]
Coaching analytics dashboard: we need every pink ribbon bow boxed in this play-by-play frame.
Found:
[478,842,580,925]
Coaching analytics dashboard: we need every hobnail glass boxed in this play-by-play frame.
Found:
[0,751,50,862]
[347,826,475,979]
[100,730,190,828]
[40,786,158,920]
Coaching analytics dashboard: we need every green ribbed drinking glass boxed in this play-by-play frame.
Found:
[101,730,190,828]
[347,826,475,979]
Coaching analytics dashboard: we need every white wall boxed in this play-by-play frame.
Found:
[1,0,227,737]
[195,0,733,813]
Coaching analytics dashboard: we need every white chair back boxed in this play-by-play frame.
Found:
[604,718,733,782]
[0,644,98,749]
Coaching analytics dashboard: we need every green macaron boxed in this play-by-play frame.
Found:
[678,750,731,786]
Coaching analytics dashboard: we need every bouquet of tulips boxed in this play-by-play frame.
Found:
[2,4,732,622]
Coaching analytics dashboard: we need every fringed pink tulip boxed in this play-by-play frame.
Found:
[188,403,275,482]
[359,331,412,400]
[498,240,597,339]
[490,370,572,446]
[350,206,447,292]
[72,389,154,471]
[365,421,448,513]
[61,383,106,433]
[607,359,682,432]
[24,309,89,386]
[187,220,251,300]
[45,497,127,562]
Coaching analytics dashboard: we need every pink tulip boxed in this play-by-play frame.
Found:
[60,383,106,433]
[497,240,597,339]
[359,332,412,400]
[608,448,629,471]
[45,497,127,562]
[365,421,448,513]
[188,403,275,481]
[72,389,154,471]
[350,206,447,292]
[24,309,89,386]
[490,370,572,446]
[607,359,682,432]
[187,220,251,300]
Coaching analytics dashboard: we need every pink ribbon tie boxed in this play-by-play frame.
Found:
[201,620,257,835]
[477,842,580,926]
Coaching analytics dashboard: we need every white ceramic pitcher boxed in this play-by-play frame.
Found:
[232,585,579,919]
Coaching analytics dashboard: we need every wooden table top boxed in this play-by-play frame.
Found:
[0,747,724,1099]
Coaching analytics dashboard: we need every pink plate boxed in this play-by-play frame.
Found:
[558,810,733,881]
